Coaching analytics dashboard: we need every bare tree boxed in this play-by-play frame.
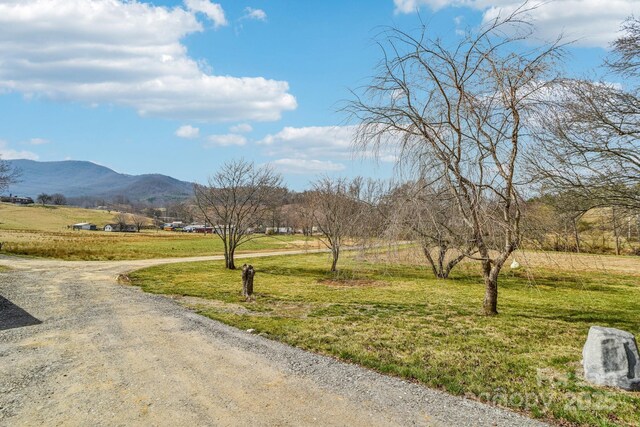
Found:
[607,16,640,77]
[114,212,129,231]
[36,193,52,206]
[194,159,283,270]
[347,6,565,314]
[0,157,20,193]
[387,181,476,279]
[531,16,640,210]
[132,214,148,232]
[50,193,67,205]
[309,176,367,272]
[294,192,318,236]
[524,192,592,253]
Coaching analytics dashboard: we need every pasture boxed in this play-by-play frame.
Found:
[0,203,322,260]
[129,249,640,427]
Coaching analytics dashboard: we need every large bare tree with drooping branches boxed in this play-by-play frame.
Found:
[347,5,566,315]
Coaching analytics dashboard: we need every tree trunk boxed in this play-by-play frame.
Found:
[437,244,446,277]
[482,261,498,316]
[422,244,440,278]
[573,218,581,253]
[225,245,236,269]
[612,208,621,256]
[443,253,467,279]
[330,246,339,272]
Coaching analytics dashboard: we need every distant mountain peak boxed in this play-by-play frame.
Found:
[7,159,193,205]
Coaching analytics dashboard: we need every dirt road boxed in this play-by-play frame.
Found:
[0,253,547,426]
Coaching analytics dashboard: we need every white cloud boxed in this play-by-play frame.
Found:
[242,7,267,22]
[205,133,247,147]
[270,159,346,174]
[0,140,38,160]
[28,138,49,145]
[184,0,227,28]
[0,0,296,122]
[258,125,399,165]
[175,125,200,139]
[229,123,253,133]
[393,0,636,48]
[258,126,355,160]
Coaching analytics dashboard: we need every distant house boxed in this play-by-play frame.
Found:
[72,222,97,231]
[104,224,137,232]
[265,226,294,235]
[1,195,34,205]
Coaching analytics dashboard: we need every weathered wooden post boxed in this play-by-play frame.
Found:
[241,264,255,299]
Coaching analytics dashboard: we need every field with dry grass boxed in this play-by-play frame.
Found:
[367,245,640,277]
[0,203,116,231]
[0,202,323,260]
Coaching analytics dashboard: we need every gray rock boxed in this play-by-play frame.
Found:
[582,326,640,391]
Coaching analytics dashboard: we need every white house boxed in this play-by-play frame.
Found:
[104,224,137,232]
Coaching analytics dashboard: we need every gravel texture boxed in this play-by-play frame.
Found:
[0,253,550,426]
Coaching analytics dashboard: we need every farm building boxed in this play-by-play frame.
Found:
[72,222,97,231]
[104,224,138,232]
[1,195,34,205]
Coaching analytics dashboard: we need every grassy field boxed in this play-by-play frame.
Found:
[0,229,323,260]
[0,202,323,260]
[0,203,116,231]
[128,250,640,427]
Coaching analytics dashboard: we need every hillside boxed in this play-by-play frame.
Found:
[6,159,194,204]
[0,202,116,232]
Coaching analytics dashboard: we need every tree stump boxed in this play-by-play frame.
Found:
[241,264,255,300]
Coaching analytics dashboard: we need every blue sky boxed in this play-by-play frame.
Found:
[0,0,636,189]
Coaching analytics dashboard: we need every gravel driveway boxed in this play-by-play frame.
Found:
[0,253,548,426]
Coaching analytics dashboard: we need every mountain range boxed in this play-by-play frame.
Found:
[6,160,194,205]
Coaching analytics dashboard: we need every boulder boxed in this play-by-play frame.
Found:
[582,326,640,391]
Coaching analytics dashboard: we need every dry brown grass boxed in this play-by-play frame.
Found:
[364,245,640,277]
[0,202,116,231]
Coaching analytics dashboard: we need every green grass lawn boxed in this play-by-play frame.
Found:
[128,252,640,427]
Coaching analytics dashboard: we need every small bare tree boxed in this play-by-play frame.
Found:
[348,6,565,314]
[50,193,67,205]
[295,192,318,236]
[114,212,129,231]
[387,181,476,279]
[0,157,20,193]
[194,159,283,270]
[36,193,52,206]
[132,214,148,232]
[309,176,366,272]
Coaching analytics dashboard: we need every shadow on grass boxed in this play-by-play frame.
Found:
[0,296,42,331]
[514,307,639,330]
